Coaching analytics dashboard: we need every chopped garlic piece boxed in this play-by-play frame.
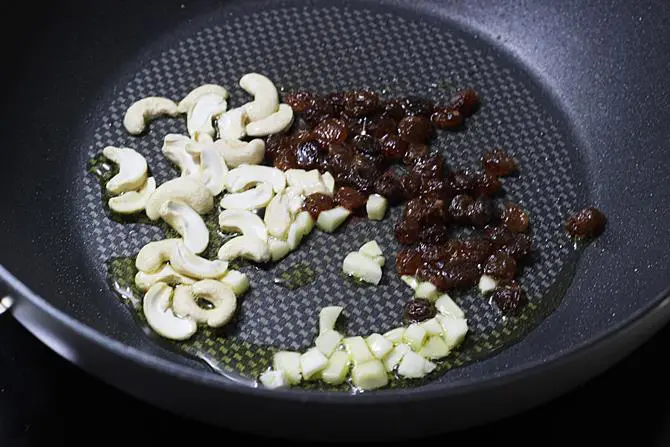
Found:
[300,348,329,380]
[273,351,302,385]
[383,343,410,372]
[259,370,287,389]
[316,206,351,232]
[415,281,439,301]
[315,330,343,357]
[319,306,343,334]
[366,333,394,359]
[404,323,428,351]
[419,335,450,360]
[397,350,434,378]
[342,252,383,285]
[383,327,406,345]
[343,336,374,365]
[435,294,465,319]
[351,360,388,390]
[366,194,388,220]
[321,351,350,385]
[478,274,498,294]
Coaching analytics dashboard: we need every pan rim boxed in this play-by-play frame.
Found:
[6,265,670,403]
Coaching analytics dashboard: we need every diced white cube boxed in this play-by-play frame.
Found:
[420,317,443,336]
[272,351,302,385]
[438,315,469,350]
[321,351,351,385]
[359,240,383,258]
[366,194,388,221]
[316,206,351,232]
[319,306,343,334]
[435,294,465,319]
[343,336,374,365]
[342,252,382,285]
[366,333,394,359]
[383,327,406,345]
[259,370,287,389]
[268,238,291,262]
[322,172,335,195]
[219,270,249,296]
[287,211,314,250]
[401,275,419,290]
[383,343,410,372]
[300,348,329,380]
[478,274,498,294]
[404,323,428,351]
[397,350,433,378]
[351,360,388,390]
[419,335,450,360]
[315,329,343,357]
[415,281,438,301]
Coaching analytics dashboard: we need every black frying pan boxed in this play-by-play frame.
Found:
[1,0,669,441]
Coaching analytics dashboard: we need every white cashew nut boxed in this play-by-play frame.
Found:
[145,177,214,220]
[212,138,265,168]
[102,146,148,195]
[217,235,270,263]
[170,241,229,279]
[218,209,268,240]
[178,84,230,114]
[162,134,201,178]
[226,165,286,193]
[219,183,274,210]
[217,106,248,141]
[123,97,179,135]
[239,73,279,122]
[198,143,228,196]
[108,177,156,214]
[285,169,329,196]
[159,200,209,254]
[284,186,306,216]
[264,190,291,239]
[187,93,227,140]
[172,280,237,328]
[245,104,294,137]
[135,264,195,292]
[135,238,180,273]
[142,283,197,341]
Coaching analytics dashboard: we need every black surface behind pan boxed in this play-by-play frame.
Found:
[0,0,669,440]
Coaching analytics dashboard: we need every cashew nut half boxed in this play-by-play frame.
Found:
[123,97,179,135]
[219,182,274,210]
[135,264,195,292]
[217,235,270,263]
[239,73,279,122]
[218,209,268,240]
[198,142,228,196]
[264,190,291,239]
[177,84,230,114]
[135,238,180,273]
[143,283,197,341]
[102,146,148,195]
[173,280,237,328]
[145,177,214,220]
[162,134,201,178]
[159,201,209,254]
[226,165,286,193]
[187,93,227,140]
[245,104,294,137]
[170,241,228,279]
[108,177,156,214]
[217,106,248,141]
[213,138,265,168]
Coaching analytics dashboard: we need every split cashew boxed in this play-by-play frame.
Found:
[187,93,227,140]
[145,177,214,220]
[217,235,270,263]
[159,200,209,254]
[245,104,294,137]
[217,106,248,141]
[135,264,195,292]
[108,177,156,214]
[225,165,286,193]
[135,238,180,273]
[198,143,228,196]
[142,283,197,341]
[170,241,229,279]
[264,190,291,239]
[213,138,265,168]
[172,280,237,328]
[285,169,330,196]
[102,146,148,195]
[219,182,274,210]
[239,73,279,122]
[162,134,201,178]
[218,209,268,240]
[123,97,179,135]
[177,84,229,114]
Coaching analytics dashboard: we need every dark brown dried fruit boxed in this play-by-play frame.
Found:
[448,170,476,195]
[484,225,516,247]
[565,207,606,238]
[395,219,421,245]
[284,91,315,113]
[396,248,423,276]
[401,96,434,117]
[403,298,437,324]
[273,148,298,170]
[325,92,345,116]
[325,143,355,175]
[416,261,449,291]
[491,283,528,314]
[367,116,397,139]
[501,233,532,260]
[447,238,494,265]
[482,149,518,177]
[397,116,434,144]
[468,196,494,227]
[440,261,481,290]
[417,243,448,262]
[418,223,450,245]
[447,89,479,117]
[302,193,335,220]
[265,134,290,161]
[420,178,454,202]
[304,98,335,126]
[373,171,404,204]
[313,118,348,145]
[334,186,366,210]
[343,90,380,117]
[449,194,474,221]
[400,174,422,199]
[403,143,429,166]
[353,134,379,156]
[483,252,517,281]
[412,154,445,179]
[502,203,529,233]
[295,141,321,169]
[431,108,463,129]
[379,134,408,160]
[474,172,503,196]
[383,99,405,120]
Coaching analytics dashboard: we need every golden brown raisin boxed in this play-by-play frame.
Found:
[482,149,518,177]
[502,203,530,233]
[303,193,335,220]
[313,118,348,145]
[491,283,528,314]
[284,91,315,113]
[343,90,380,117]
[447,89,479,117]
[483,252,517,281]
[397,116,434,144]
[565,207,606,238]
[379,134,408,160]
[431,108,463,129]
[396,248,423,276]
[334,186,366,210]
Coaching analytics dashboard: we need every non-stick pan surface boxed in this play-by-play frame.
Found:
[1,0,669,440]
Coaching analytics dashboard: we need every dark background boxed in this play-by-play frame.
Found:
[2,316,669,445]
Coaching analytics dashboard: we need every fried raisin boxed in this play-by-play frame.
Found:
[304,97,335,126]
[353,134,379,156]
[403,298,437,324]
[448,169,476,195]
[403,143,429,166]
[491,283,528,314]
[295,141,321,169]
[395,219,421,245]
[274,148,298,170]
[418,223,450,245]
[373,171,404,204]
[482,149,518,177]
[449,194,474,221]
[379,134,408,160]
[313,118,348,145]
[441,262,481,290]
[367,116,397,138]
[302,193,335,220]
[401,96,434,117]
[325,92,345,116]
[565,207,606,238]
[468,196,494,227]
[284,91,315,113]
[397,116,434,144]
[343,90,380,117]
[412,154,445,179]
[334,186,366,210]
[401,174,422,199]
[483,252,517,281]
[501,233,532,260]
[396,248,423,276]
[502,203,530,233]
[447,89,479,117]
[431,108,463,129]
[383,98,405,120]
[474,172,503,196]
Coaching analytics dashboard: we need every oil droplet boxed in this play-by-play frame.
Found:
[274,263,316,290]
